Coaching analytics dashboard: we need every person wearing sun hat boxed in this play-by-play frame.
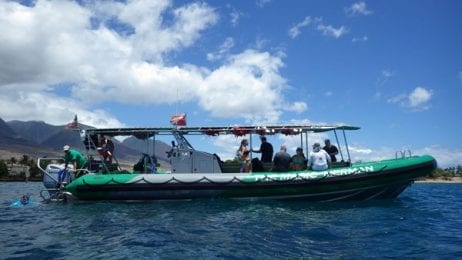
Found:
[308,142,331,171]
[63,145,88,178]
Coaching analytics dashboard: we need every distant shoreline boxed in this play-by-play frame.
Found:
[0,177,42,182]
[415,177,462,183]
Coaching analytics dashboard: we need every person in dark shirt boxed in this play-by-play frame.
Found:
[323,139,339,162]
[252,136,274,163]
[272,145,291,172]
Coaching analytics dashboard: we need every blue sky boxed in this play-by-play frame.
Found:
[0,0,461,167]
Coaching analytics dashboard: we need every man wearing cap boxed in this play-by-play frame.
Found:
[309,143,331,171]
[63,145,88,178]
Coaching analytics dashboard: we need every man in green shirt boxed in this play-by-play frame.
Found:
[63,145,88,178]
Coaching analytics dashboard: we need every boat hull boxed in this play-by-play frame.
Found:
[63,155,436,202]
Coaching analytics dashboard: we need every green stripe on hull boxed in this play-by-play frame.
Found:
[65,173,141,199]
[64,155,435,200]
[220,155,436,198]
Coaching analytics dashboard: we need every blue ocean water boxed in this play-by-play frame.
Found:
[1,182,461,259]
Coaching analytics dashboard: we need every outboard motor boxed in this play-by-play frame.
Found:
[43,164,74,189]
[40,160,74,201]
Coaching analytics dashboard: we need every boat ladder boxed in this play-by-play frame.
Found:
[40,186,73,203]
[396,150,413,159]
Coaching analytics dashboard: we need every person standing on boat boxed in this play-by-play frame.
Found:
[251,136,273,163]
[242,150,252,173]
[272,145,291,172]
[98,135,114,164]
[323,139,338,162]
[63,145,88,178]
[236,139,250,172]
[237,139,249,161]
[309,143,331,171]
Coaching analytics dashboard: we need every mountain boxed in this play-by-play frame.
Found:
[0,118,60,160]
[0,118,34,146]
[41,128,84,150]
[0,118,16,137]
[8,120,62,144]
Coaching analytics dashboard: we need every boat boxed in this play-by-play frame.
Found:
[38,122,437,202]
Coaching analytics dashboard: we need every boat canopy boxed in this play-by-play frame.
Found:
[83,125,360,139]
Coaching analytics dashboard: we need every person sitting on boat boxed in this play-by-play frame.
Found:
[272,145,291,172]
[309,143,331,171]
[251,136,273,163]
[97,135,114,163]
[323,139,338,162]
[290,147,307,171]
[63,145,88,178]
[251,157,265,172]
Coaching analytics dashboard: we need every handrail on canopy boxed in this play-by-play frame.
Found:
[83,125,360,139]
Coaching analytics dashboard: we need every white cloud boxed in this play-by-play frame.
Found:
[289,16,347,39]
[253,36,270,50]
[0,90,124,128]
[256,0,271,8]
[199,50,288,123]
[415,146,462,168]
[409,87,433,108]
[288,16,313,39]
[352,35,368,42]
[230,9,242,27]
[285,102,307,113]
[345,1,373,16]
[388,86,433,111]
[0,1,299,127]
[375,69,394,88]
[207,37,235,61]
[316,24,349,38]
[116,0,218,60]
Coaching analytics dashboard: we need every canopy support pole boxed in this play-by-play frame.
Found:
[342,129,352,162]
[305,131,309,157]
[152,132,156,156]
[333,129,344,162]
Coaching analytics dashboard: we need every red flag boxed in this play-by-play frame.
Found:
[170,113,186,126]
[66,115,78,129]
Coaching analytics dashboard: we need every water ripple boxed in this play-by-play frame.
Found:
[1,182,462,258]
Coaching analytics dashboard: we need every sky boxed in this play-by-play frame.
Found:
[0,0,461,167]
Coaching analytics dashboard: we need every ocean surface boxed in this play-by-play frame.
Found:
[1,182,461,259]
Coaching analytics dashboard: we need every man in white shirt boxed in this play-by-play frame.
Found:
[309,143,331,171]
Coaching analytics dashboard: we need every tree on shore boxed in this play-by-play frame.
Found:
[9,157,17,165]
[2,155,43,178]
[429,165,462,178]
[0,160,8,176]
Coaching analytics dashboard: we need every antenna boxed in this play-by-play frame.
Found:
[175,87,179,114]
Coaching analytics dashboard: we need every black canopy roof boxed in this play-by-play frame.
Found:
[83,125,360,139]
